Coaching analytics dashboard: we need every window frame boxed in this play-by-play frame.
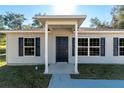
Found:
[119,38,124,56]
[23,38,36,56]
[72,37,101,56]
[78,37,88,56]
[89,38,101,56]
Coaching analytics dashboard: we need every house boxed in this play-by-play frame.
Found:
[1,15,124,74]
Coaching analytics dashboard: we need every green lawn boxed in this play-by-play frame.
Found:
[0,54,52,88]
[0,48,6,54]
[0,56,6,62]
[0,56,6,67]
[0,65,52,88]
[71,64,124,80]
[0,33,6,46]
[0,33,6,67]
[0,33,6,54]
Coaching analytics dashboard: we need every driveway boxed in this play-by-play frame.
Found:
[48,74,124,88]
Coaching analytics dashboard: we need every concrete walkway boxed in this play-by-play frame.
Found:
[48,74,72,88]
[49,74,124,88]
[48,64,75,74]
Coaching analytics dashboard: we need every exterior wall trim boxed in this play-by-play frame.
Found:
[78,31,124,34]
[7,63,43,66]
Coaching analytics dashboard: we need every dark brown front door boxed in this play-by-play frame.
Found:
[56,37,68,62]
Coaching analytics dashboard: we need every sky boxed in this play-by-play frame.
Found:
[0,5,113,27]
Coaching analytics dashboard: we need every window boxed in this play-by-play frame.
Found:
[78,38,88,56]
[18,37,40,56]
[119,38,124,56]
[78,48,88,56]
[24,38,35,56]
[78,38,88,46]
[89,38,100,56]
[114,38,124,56]
[25,38,34,46]
[72,38,104,56]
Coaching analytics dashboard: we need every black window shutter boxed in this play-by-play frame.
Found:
[113,37,118,56]
[72,38,75,56]
[19,37,23,56]
[35,37,40,56]
[101,38,105,56]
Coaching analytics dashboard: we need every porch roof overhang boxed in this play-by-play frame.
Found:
[1,30,124,34]
[0,30,50,34]
[33,15,86,27]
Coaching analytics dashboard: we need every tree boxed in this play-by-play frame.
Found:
[90,17,110,28]
[22,24,32,30]
[90,17,101,28]
[32,19,42,28]
[4,12,26,30]
[32,13,46,28]
[0,15,5,30]
[90,5,124,29]
[111,5,124,29]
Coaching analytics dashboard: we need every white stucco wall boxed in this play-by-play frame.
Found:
[7,33,45,65]
[6,29,73,65]
[6,30,124,65]
[71,33,124,64]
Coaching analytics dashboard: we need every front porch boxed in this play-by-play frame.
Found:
[44,23,79,74]
[48,63,75,74]
[34,15,86,74]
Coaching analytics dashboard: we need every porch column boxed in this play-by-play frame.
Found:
[44,23,48,73]
[75,23,79,74]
